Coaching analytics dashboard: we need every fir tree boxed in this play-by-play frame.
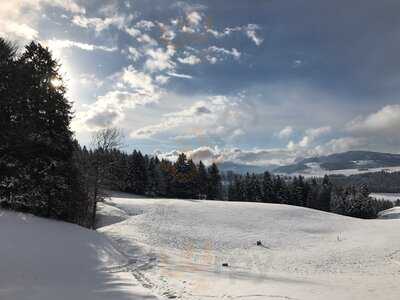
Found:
[207,163,222,200]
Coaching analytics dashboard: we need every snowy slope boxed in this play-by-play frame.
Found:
[371,193,400,203]
[277,164,400,178]
[378,207,400,219]
[0,209,158,300]
[98,193,400,300]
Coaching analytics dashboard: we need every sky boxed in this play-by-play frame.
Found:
[2,0,400,167]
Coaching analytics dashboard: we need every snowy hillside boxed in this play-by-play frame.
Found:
[378,207,400,219]
[274,150,400,177]
[98,193,400,300]
[0,210,157,300]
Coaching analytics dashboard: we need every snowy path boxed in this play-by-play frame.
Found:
[97,194,400,300]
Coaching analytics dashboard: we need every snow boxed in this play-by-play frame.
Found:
[0,209,158,300]
[378,207,400,219]
[371,193,400,203]
[281,164,400,178]
[3,192,400,300]
[97,193,400,300]
[96,202,129,228]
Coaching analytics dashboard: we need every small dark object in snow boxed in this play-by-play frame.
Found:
[222,263,229,267]
[256,240,262,246]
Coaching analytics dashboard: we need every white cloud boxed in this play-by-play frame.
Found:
[287,126,331,149]
[125,27,141,38]
[79,73,103,88]
[155,75,170,85]
[161,29,176,41]
[245,24,264,46]
[130,95,254,142]
[120,66,157,95]
[167,72,193,79]
[347,104,400,137]
[127,47,141,61]
[178,54,201,65]
[278,126,293,139]
[78,89,160,131]
[207,23,264,46]
[156,146,296,166]
[0,22,38,40]
[206,55,218,64]
[71,14,133,32]
[144,45,176,72]
[186,11,202,26]
[45,39,117,56]
[314,137,366,156]
[135,20,155,30]
[0,0,84,42]
[137,33,158,46]
[207,46,241,60]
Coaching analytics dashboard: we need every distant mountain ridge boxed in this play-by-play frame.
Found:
[274,151,400,174]
[217,161,274,174]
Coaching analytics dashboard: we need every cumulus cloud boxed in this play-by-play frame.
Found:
[78,90,160,130]
[347,104,400,137]
[144,45,176,72]
[130,95,254,142]
[155,146,296,166]
[119,66,160,96]
[178,54,201,65]
[278,126,293,139]
[0,22,38,41]
[207,46,241,61]
[322,137,366,154]
[245,24,264,46]
[136,33,158,46]
[0,0,84,42]
[71,14,133,32]
[186,11,202,26]
[127,47,141,61]
[135,20,155,31]
[79,73,103,88]
[287,126,331,150]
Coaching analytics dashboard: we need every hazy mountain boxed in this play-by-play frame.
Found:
[217,161,275,174]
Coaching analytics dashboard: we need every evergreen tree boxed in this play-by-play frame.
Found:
[261,171,274,203]
[126,150,147,195]
[197,161,208,199]
[207,163,222,200]
[0,39,90,225]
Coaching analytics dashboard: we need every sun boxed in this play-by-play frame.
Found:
[51,77,63,88]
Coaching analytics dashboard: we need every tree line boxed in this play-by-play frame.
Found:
[75,146,223,200]
[224,172,393,218]
[329,171,400,193]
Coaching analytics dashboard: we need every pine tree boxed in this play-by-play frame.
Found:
[197,161,208,199]
[0,39,90,225]
[126,150,147,195]
[207,163,222,200]
[261,171,274,203]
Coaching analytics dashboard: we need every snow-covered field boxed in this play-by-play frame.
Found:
[378,207,400,219]
[371,193,400,203]
[280,163,400,178]
[2,193,400,300]
[0,209,157,300]
[97,193,400,300]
